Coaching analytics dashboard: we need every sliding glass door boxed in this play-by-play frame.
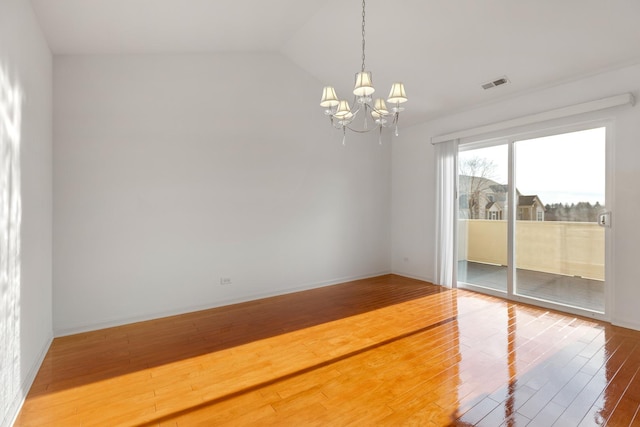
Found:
[457,143,509,293]
[457,125,608,317]
[513,128,606,312]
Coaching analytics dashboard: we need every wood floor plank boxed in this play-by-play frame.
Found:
[13,274,640,426]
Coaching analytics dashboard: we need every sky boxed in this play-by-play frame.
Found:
[459,127,606,206]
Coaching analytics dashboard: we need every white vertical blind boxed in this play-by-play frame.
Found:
[434,139,458,287]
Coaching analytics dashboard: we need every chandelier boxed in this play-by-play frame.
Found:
[319,0,407,144]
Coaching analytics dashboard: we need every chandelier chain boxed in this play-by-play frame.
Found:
[361,0,366,72]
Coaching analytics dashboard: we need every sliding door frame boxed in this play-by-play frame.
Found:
[456,118,613,322]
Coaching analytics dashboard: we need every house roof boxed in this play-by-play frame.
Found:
[485,201,504,211]
[459,177,544,209]
[519,195,543,207]
[489,184,508,194]
[458,175,502,191]
[459,176,527,200]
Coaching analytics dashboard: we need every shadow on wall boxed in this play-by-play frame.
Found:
[0,65,23,426]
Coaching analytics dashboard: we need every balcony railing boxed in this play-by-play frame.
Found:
[458,220,604,281]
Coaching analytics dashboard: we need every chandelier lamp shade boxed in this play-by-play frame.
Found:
[320,0,407,144]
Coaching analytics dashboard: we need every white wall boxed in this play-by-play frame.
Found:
[53,53,391,334]
[392,63,640,330]
[390,122,435,282]
[0,0,53,426]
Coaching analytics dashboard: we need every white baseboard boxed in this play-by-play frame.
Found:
[54,270,393,337]
[2,334,52,427]
[391,271,435,284]
[611,318,640,332]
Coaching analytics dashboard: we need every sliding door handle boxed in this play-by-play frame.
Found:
[598,211,611,228]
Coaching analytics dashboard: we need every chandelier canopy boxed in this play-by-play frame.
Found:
[320,0,407,144]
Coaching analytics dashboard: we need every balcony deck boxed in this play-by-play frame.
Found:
[458,261,605,312]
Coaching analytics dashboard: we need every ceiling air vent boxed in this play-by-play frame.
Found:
[482,76,510,90]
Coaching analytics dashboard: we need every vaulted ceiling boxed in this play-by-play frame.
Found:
[30,0,640,125]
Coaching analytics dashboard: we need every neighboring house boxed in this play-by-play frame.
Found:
[459,175,544,221]
[517,195,545,221]
[485,201,505,220]
[484,183,509,220]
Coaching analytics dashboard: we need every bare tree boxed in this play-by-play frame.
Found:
[458,156,498,219]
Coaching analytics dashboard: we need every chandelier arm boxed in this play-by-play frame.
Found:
[365,99,393,119]
[370,106,390,117]
[343,125,381,134]
[355,96,390,117]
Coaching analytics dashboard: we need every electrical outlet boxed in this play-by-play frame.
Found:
[220,277,232,285]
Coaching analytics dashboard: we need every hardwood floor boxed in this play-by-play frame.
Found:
[14,274,640,426]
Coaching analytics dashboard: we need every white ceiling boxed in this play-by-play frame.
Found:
[30,0,640,125]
